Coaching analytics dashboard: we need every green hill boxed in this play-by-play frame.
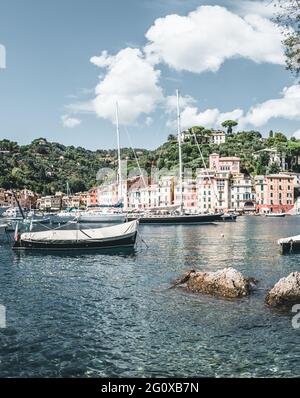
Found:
[1,129,300,194]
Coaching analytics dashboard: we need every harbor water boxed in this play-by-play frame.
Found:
[0,216,300,377]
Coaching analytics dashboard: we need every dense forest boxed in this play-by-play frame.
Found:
[1,129,300,194]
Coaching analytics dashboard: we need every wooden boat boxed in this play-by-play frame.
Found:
[12,220,138,251]
[278,235,300,254]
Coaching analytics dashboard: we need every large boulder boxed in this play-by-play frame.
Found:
[174,267,256,298]
[266,272,300,307]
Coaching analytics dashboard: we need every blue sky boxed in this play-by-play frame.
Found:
[0,0,299,150]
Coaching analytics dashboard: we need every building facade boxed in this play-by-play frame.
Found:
[255,174,294,213]
[209,153,240,174]
[230,174,256,212]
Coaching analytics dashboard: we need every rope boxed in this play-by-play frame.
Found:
[137,229,149,249]
[123,125,147,188]
[290,239,294,253]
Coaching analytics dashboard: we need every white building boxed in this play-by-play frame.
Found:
[211,131,226,145]
[254,148,287,171]
[230,174,256,212]
[37,194,62,211]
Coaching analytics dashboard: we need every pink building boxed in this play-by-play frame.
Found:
[197,170,231,213]
[174,179,197,212]
[255,174,294,213]
[209,153,240,174]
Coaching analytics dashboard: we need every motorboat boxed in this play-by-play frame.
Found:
[12,220,139,251]
[265,212,286,218]
[221,214,237,222]
[2,207,23,220]
[50,208,80,224]
[77,210,127,224]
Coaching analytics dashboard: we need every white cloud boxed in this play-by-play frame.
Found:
[178,106,243,130]
[61,115,81,128]
[229,0,276,19]
[242,85,300,127]
[166,94,243,130]
[293,129,300,139]
[90,47,163,124]
[144,5,285,73]
[168,84,300,131]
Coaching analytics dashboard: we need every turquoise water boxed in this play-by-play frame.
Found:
[0,217,300,377]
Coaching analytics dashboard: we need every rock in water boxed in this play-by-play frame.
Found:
[265,272,300,307]
[175,267,255,298]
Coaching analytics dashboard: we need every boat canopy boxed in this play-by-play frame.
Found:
[278,235,300,244]
[20,220,138,243]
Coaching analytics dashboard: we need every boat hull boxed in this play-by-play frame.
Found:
[266,214,286,218]
[128,214,223,224]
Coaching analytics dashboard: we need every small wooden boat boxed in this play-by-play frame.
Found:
[265,213,286,218]
[12,220,139,251]
[278,235,300,254]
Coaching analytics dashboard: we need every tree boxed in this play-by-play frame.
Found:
[269,130,274,138]
[167,134,176,141]
[274,132,288,143]
[221,120,238,134]
[274,0,300,78]
[268,162,281,174]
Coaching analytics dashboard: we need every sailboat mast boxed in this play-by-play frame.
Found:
[176,89,184,215]
[116,102,123,205]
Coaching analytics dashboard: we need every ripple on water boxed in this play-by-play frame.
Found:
[1,217,300,377]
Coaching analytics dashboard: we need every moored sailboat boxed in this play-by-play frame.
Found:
[128,90,223,224]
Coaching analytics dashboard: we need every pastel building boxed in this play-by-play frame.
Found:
[127,176,175,210]
[255,174,294,214]
[209,153,240,174]
[230,174,256,212]
[196,170,231,213]
[174,178,197,212]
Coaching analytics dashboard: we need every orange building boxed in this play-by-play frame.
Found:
[255,174,294,214]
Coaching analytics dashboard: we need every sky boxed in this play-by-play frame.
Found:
[0,0,299,150]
